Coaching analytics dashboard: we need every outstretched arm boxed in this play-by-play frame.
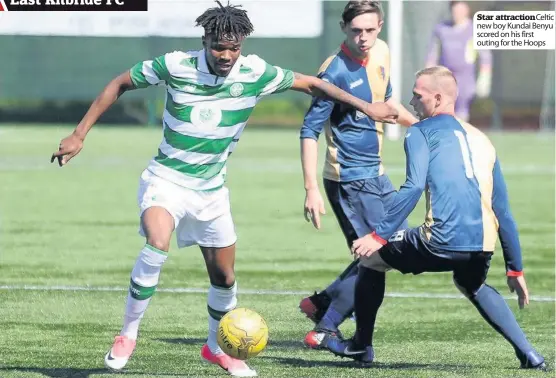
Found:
[383,79,418,127]
[51,71,136,166]
[75,71,135,140]
[51,52,170,166]
[386,97,419,127]
[290,72,398,124]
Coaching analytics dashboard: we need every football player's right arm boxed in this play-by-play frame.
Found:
[50,71,135,166]
[372,128,429,243]
[299,72,335,229]
[353,128,429,256]
[51,55,168,166]
[75,71,136,140]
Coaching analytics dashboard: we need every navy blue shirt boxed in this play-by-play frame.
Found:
[300,41,392,182]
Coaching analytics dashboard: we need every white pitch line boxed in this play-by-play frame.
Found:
[0,284,554,302]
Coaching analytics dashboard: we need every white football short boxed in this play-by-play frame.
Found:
[137,169,237,248]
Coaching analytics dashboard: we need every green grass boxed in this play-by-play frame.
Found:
[0,125,554,377]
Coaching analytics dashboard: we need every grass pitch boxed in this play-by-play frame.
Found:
[0,125,554,377]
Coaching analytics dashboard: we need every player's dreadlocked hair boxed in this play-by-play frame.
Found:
[195,0,254,41]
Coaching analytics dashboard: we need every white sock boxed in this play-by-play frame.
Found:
[207,282,238,354]
[120,244,168,340]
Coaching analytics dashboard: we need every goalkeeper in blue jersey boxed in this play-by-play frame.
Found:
[326,66,546,370]
[50,1,399,377]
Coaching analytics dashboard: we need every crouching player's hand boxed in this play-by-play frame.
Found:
[364,102,398,124]
[351,234,384,257]
[507,274,530,310]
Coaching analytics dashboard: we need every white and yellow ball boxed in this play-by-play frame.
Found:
[217,308,269,360]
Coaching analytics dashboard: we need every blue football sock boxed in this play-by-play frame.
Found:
[318,271,357,331]
[318,307,344,332]
[323,259,359,298]
[470,284,535,357]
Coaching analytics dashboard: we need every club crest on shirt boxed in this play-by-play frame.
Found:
[183,84,197,92]
[191,105,222,129]
[377,66,386,81]
[230,83,244,97]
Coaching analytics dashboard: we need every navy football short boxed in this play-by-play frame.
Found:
[378,228,493,295]
[324,175,408,247]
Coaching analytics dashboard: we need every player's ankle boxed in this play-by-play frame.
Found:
[353,335,369,350]
[315,326,338,334]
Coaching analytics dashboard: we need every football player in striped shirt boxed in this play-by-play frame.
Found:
[50,1,398,376]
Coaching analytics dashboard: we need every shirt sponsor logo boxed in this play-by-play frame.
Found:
[350,78,364,89]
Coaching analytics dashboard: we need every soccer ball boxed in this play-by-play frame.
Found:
[217,308,269,360]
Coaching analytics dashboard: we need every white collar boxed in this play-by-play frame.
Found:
[197,48,211,74]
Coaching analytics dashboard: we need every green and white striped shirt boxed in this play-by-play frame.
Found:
[130,49,295,191]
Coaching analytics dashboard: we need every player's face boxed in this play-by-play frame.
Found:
[410,76,438,120]
[203,34,243,77]
[341,12,383,58]
[451,2,470,24]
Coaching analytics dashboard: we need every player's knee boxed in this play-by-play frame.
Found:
[453,275,483,298]
[146,237,170,253]
[453,277,470,297]
[209,269,236,288]
[213,274,235,288]
[359,254,390,272]
[359,265,385,279]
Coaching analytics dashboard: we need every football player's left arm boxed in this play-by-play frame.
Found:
[352,128,429,256]
[258,64,395,122]
[384,79,418,127]
[492,157,523,275]
[492,157,529,308]
[290,72,398,124]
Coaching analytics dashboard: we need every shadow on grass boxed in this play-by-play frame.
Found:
[157,338,480,372]
[261,355,475,371]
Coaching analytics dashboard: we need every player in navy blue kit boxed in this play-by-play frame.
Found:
[327,65,546,370]
[298,0,417,350]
